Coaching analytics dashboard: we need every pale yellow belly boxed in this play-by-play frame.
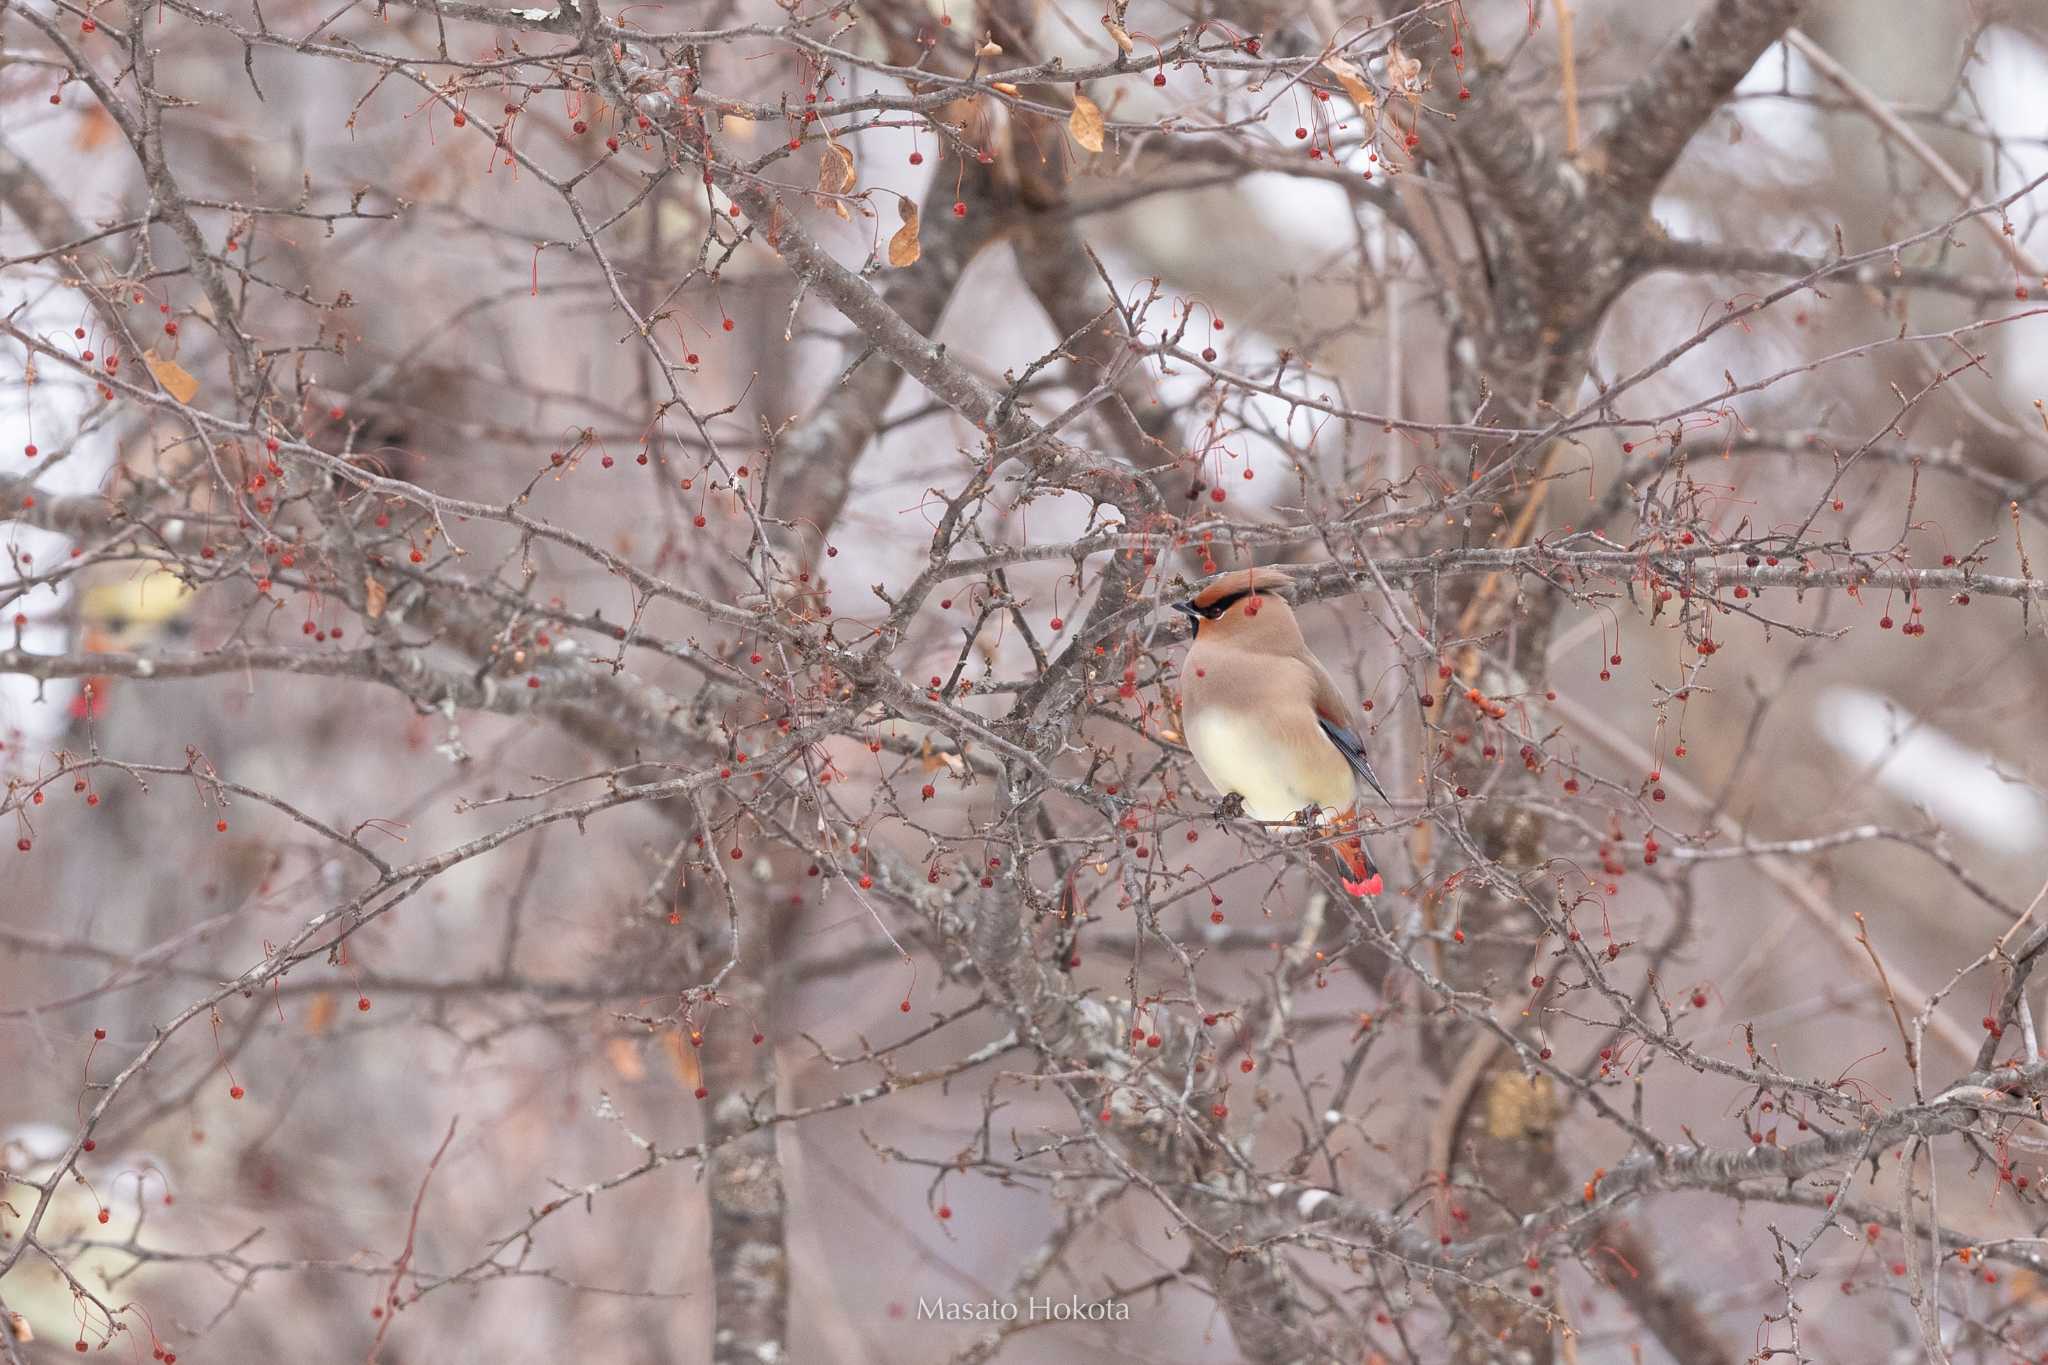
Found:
[1185,708,1355,821]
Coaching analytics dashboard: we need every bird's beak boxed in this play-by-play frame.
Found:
[1171,599,1199,620]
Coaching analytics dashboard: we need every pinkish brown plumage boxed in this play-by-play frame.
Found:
[1175,567,1385,895]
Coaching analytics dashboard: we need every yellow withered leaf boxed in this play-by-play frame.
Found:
[888,198,922,267]
[662,1029,701,1088]
[143,349,198,404]
[306,991,337,1035]
[1326,55,1377,112]
[364,574,387,619]
[1069,90,1105,153]
[1104,19,1135,55]
[605,1036,647,1081]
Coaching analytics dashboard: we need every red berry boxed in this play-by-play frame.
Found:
[952,201,966,217]
[229,1085,245,1099]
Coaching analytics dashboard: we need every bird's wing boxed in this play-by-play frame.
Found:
[1306,659,1390,804]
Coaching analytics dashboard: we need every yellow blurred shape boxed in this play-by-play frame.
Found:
[79,570,193,649]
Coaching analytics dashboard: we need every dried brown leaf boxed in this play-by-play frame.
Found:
[1069,90,1105,154]
[306,991,337,1036]
[143,349,198,404]
[888,199,922,267]
[1104,18,1135,55]
[364,574,387,619]
[817,139,856,219]
[1386,42,1421,95]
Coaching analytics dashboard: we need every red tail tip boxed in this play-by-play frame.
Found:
[1343,873,1384,897]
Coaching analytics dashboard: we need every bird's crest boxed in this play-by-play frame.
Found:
[1188,565,1293,611]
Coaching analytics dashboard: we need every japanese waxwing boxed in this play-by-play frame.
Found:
[1174,566,1387,896]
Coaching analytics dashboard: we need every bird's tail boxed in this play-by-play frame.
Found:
[1331,805,1382,898]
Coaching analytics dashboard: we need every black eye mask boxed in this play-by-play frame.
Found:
[1177,588,1258,639]
[1198,588,1256,620]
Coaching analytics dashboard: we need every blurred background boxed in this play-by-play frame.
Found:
[6,0,2048,1360]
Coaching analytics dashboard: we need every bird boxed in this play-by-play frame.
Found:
[1173,566,1387,897]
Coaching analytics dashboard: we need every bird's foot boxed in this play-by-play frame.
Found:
[1342,872,1384,898]
[1212,792,1246,824]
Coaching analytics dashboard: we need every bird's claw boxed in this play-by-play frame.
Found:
[1212,792,1246,824]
